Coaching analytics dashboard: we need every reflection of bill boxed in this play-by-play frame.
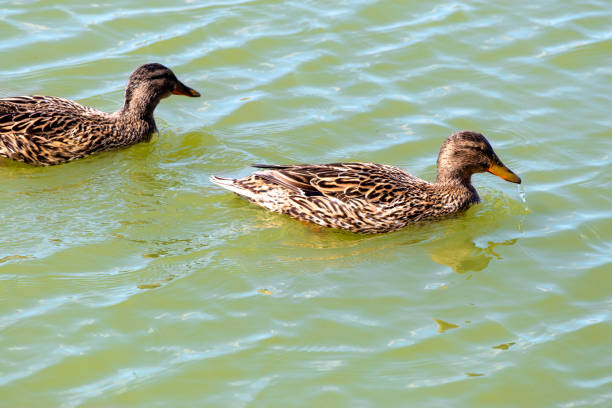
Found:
[428,237,517,274]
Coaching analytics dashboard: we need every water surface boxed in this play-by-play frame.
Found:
[1,0,611,406]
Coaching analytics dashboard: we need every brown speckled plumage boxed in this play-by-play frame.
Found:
[0,63,200,166]
[210,131,521,233]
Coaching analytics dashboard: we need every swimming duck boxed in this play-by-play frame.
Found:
[0,63,200,166]
[210,131,521,233]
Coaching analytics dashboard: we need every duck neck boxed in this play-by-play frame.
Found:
[435,167,480,204]
[110,87,161,144]
[119,85,162,123]
[435,166,472,186]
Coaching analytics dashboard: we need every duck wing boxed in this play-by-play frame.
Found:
[0,96,112,165]
[0,96,103,136]
[252,162,424,205]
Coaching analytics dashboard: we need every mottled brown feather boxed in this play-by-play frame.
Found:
[211,131,521,233]
[0,63,199,166]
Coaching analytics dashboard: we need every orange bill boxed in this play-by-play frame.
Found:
[172,80,200,97]
[487,162,521,184]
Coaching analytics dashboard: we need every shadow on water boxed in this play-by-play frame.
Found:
[427,234,518,274]
[422,191,524,274]
[253,189,525,274]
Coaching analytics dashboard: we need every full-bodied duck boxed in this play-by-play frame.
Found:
[0,63,200,166]
[211,131,521,233]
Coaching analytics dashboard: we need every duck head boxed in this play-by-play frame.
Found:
[436,130,521,184]
[121,63,200,118]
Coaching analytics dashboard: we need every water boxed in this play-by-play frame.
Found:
[517,184,528,211]
[1,0,611,406]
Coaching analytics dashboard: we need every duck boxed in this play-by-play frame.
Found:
[0,63,200,166]
[210,131,521,233]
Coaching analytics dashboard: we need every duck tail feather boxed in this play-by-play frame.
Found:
[209,176,257,200]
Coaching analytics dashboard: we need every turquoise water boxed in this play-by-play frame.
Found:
[1,0,611,406]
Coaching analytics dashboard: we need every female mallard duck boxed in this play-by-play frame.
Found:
[210,131,521,233]
[0,63,200,166]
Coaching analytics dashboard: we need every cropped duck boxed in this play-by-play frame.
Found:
[0,63,200,166]
[210,131,521,233]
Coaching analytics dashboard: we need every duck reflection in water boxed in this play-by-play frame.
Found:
[427,235,517,274]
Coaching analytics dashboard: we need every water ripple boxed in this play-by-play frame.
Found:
[1,0,611,406]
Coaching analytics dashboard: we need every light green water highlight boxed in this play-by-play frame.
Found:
[1,0,611,407]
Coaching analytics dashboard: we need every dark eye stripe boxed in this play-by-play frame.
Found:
[459,143,486,153]
[150,73,168,80]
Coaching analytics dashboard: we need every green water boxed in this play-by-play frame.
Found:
[1,0,611,406]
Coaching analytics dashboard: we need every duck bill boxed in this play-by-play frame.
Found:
[172,80,200,97]
[487,162,521,184]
